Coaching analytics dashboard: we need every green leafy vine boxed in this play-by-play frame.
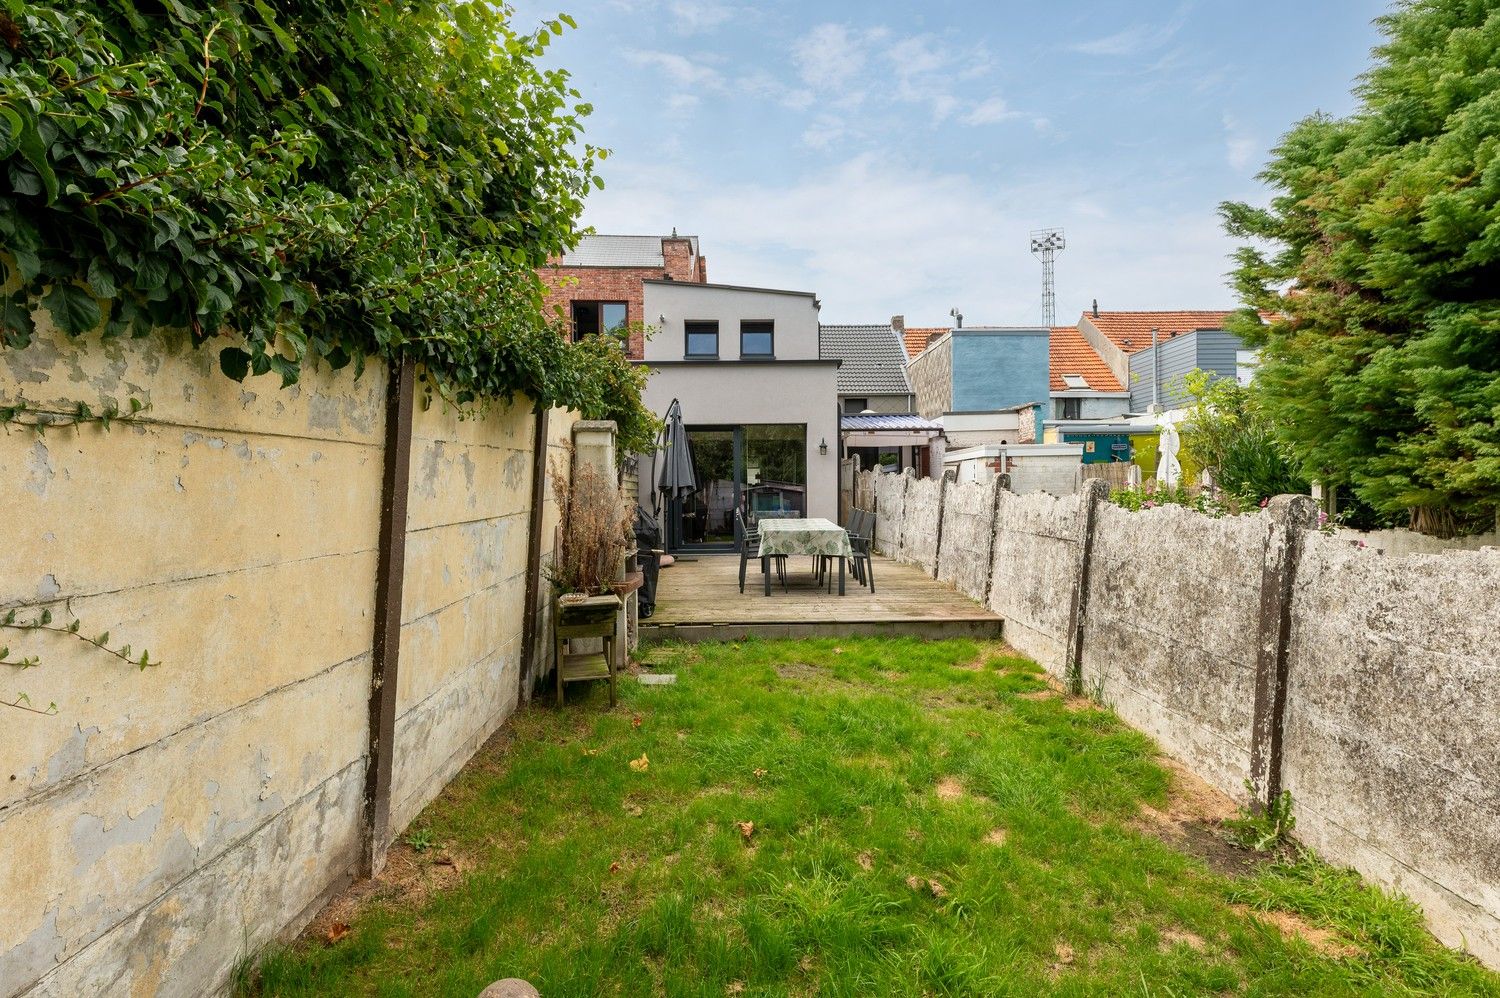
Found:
[0,2,653,437]
[2,604,159,715]
[1,393,150,431]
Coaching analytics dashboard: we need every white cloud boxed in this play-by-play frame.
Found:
[667,0,735,33]
[1223,113,1258,171]
[1069,4,1193,57]
[623,49,724,90]
[964,97,1021,126]
[579,153,1240,326]
[792,23,886,97]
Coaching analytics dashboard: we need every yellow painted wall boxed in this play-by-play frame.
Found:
[0,316,574,994]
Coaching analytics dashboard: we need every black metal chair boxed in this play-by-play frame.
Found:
[737,510,787,594]
[848,509,875,593]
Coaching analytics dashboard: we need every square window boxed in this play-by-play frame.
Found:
[685,320,719,357]
[740,320,774,357]
[571,300,627,342]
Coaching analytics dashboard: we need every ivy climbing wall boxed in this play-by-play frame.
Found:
[0,319,573,996]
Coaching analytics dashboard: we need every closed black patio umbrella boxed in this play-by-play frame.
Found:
[656,399,696,550]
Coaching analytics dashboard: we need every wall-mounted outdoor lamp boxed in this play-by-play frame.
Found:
[819,438,828,455]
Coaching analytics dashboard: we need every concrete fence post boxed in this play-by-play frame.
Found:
[1063,479,1109,695]
[1249,494,1318,812]
[930,474,949,580]
[979,473,1009,606]
[362,354,415,877]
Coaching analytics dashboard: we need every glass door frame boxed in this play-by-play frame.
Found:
[671,424,743,553]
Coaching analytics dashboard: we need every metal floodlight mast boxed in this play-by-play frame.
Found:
[1030,228,1065,326]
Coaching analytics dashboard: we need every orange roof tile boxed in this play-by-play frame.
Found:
[1049,327,1123,392]
[903,327,948,358]
[1080,310,1239,353]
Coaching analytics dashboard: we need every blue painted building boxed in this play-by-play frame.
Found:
[909,327,1051,440]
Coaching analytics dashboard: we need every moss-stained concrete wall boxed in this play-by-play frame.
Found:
[1082,503,1269,798]
[872,470,908,556]
[936,478,999,603]
[896,476,943,575]
[0,322,572,995]
[986,489,1081,673]
[1281,537,1500,965]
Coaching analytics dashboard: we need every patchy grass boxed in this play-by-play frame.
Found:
[247,639,1497,997]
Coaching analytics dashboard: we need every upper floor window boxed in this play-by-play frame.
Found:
[685,320,719,357]
[572,301,627,343]
[740,320,774,358]
[1060,398,1082,420]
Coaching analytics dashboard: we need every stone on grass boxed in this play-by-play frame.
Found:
[479,979,540,998]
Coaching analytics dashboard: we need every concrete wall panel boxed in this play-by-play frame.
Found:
[937,478,998,602]
[1282,537,1500,965]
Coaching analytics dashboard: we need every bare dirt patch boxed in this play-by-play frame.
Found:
[983,828,1008,846]
[935,776,966,801]
[775,662,823,680]
[1132,756,1266,877]
[856,850,874,871]
[1234,905,1363,959]
[304,842,476,945]
[1159,927,1207,952]
[1017,689,1058,701]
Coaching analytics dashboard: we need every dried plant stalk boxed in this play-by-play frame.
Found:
[548,458,633,597]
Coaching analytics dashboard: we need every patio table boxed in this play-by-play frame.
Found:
[756,517,854,596]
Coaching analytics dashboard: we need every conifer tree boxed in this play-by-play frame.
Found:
[1221,0,1500,535]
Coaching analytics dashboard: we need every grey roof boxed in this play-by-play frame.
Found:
[819,323,913,396]
[560,233,699,267]
[841,413,943,432]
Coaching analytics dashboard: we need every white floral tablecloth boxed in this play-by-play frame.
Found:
[757,517,853,559]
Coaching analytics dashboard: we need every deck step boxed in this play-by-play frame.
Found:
[640,618,1004,645]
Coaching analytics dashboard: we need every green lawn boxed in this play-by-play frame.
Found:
[248,639,1497,997]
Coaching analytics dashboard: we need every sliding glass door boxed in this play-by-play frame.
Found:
[673,424,807,551]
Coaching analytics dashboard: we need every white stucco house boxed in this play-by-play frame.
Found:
[634,279,841,550]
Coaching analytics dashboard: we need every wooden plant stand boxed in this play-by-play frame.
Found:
[554,593,621,707]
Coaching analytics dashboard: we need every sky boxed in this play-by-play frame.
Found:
[509,0,1391,326]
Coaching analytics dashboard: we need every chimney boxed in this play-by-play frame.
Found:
[890,315,905,335]
[1092,298,1099,318]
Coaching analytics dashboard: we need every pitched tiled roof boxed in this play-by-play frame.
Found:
[559,233,700,267]
[903,327,948,358]
[1080,310,1237,353]
[1049,326,1123,392]
[820,324,913,395]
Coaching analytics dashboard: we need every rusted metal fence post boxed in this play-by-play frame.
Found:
[1249,494,1317,812]
[1063,479,1108,695]
[362,355,415,876]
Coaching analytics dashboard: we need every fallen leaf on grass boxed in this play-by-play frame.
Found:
[580,747,598,757]
[608,861,621,873]
[833,646,844,655]
[927,879,947,898]
[737,821,754,841]
[752,768,768,779]
[629,753,649,772]
[325,922,350,944]
[632,715,643,728]
[856,851,874,871]
[726,983,746,996]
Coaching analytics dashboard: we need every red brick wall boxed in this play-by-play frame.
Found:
[538,237,707,359]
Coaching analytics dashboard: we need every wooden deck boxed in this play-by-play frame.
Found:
[640,553,1003,644]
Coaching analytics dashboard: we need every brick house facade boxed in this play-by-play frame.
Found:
[538,234,708,359]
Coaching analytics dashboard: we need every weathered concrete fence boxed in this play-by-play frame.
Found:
[855,468,1500,968]
[1,324,576,996]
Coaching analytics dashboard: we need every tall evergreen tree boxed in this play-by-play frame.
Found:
[1221,0,1500,535]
